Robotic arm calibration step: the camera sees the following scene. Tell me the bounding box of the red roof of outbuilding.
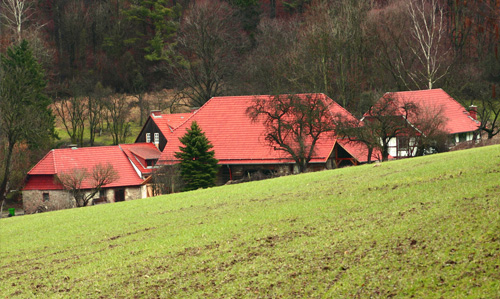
[337,139,390,162]
[23,175,63,190]
[24,146,144,190]
[159,94,358,165]
[120,143,161,175]
[366,89,479,134]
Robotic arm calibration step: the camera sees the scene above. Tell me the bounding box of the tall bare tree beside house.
[348,93,449,161]
[247,94,336,173]
[406,0,451,90]
[57,163,119,207]
[333,116,379,163]
[477,86,500,140]
[360,94,420,161]
[368,0,451,91]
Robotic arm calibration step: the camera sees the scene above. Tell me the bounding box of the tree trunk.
[270,0,276,18]
[367,147,373,163]
[0,142,15,202]
[297,159,308,173]
[382,140,390,162]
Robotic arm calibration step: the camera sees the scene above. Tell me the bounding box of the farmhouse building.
[22,144,160,213]
[363,89,480,158]
[138,94,378,184]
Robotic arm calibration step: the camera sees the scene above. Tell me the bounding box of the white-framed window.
[154,133,159,144]
[146,133,151,143]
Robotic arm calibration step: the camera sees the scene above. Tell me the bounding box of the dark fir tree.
[174,121,219,191]
[0,40,57,201]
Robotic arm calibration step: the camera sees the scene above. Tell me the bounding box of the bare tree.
[151,164,184,195]
[53,96,86,146]
[240,17,301,95]
[347,93,449,161]
[247,94,336,173]
[88,83,110,146]
[368,0,451,91]
[1,0,34,43]
[367,1,414,91]
[406,0,450,89]
[57,163,119,207]
[104,94,131,145]
[174,0,248,107]
[477,88,500,140]
[300,0,370,107]
[407,102,449,155]
[360,94,420,161]
[333,116,379,163]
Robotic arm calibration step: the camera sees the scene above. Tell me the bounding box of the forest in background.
[1,0,500,197]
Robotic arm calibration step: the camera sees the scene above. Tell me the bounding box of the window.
[398,137,409,151]
[146,159,157,167]
[154,133,159,144]
[42,193,49,202]
[99,189,106,198]
[146,133,151,143]
[458,133,467,142]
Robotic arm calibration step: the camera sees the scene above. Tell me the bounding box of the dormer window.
[146,133,151,143]
[146,159,158,167]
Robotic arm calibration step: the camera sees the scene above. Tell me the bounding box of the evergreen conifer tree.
[174,121,219,191]
[0,40,57,201]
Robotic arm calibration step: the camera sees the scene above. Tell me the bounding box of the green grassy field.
[1,145,500,298]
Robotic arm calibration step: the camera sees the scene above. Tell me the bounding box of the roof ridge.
[169,97,220,132]
[440,90,479,123]
[52,149,57,174]
[27,149,55,175]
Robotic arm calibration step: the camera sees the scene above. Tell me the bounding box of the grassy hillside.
[1,145,500,298]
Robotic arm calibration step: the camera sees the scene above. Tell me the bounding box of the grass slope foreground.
[1,145,500,298]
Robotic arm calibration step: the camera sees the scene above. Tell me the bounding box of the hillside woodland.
[1,0,500,198]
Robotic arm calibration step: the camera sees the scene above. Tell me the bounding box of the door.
[114,189,125,202]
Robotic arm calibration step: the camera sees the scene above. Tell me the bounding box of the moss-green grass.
[1,145,500,298]
[54,122,142,147]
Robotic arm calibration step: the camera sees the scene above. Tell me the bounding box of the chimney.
[150,110,162,118]
[468,105,477,120]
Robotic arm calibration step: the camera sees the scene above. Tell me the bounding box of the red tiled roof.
[121,143,161,160]
[337,139,390,162]
[366,89,479,135]
[23,175,63,190]
[24,146,144,190]
[120,143,161,175]
[151,112,193,135]
[159,94,357,165]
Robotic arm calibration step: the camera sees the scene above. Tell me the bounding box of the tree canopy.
[247,94,336,173]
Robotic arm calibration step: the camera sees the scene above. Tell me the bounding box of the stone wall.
[125,186,144,201]
[23,186,146,213]
[23,190,74,214]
